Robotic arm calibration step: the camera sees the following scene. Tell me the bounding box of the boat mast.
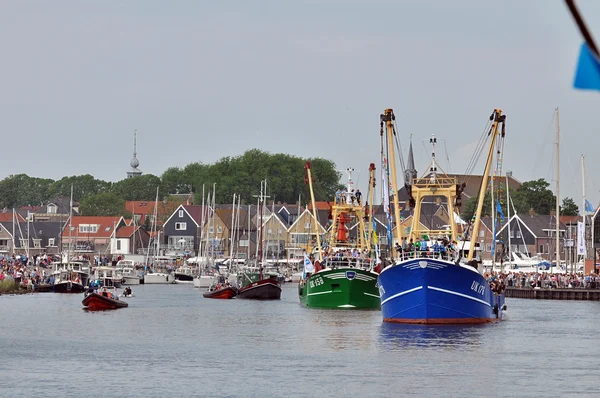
[68,185,73,264]
[581,154,586,270]
[11,208,15,255]
[468,109,505,262]
[555,107,560,272]
[229,193,236,262]
[247,204,251,261]
[381,109,403,249]
[305,162,322,261]
[367,163,376,257]
[505,174,512,271]
[258,182,265,278]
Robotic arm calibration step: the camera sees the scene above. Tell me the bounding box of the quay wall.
[506,287,600,300]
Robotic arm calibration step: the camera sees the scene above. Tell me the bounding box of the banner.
[577,221,586,256]
[303,254,315,279]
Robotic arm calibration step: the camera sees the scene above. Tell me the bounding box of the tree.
[0,174,54,208]
[80,192,126,216]
[161,167,191,195]
[111,174,163,201]
[48,175,111,202]
[517,178,555,215]
[561,197,579,216]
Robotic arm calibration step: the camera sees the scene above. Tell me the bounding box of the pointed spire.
[127,129,142,178]
[404,134,417,185]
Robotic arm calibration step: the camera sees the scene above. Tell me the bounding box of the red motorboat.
[82,290,128,311]
[202,285,237,299]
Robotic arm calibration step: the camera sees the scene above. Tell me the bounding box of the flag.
[303,254,314,279]
[574,43,600,91]
[585,199,595,213]
[496,200,505,221]
[577,221,586,256]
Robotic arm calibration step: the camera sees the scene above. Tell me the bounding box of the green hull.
[298,268,381,309]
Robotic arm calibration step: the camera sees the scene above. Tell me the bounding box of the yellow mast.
[381,109,403,247]
[305,162,322,261]
[367,163,376,251]
[467,109,505,261]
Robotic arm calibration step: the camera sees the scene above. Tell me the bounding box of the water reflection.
[378,322,488,351]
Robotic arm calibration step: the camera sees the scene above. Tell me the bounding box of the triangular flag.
[574,43,600,91]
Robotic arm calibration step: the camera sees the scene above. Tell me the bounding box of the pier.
[506,287,600,301]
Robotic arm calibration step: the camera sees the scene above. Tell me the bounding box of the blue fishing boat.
[377,108,506,324]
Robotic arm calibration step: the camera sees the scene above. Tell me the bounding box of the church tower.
[404,135,417,186]
[127,129,143,178]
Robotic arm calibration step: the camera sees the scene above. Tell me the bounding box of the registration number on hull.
[309,276,324,289]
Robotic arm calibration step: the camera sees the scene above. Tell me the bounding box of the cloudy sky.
[2,0,600,209]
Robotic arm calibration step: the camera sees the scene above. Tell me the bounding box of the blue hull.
[377,258,505,324]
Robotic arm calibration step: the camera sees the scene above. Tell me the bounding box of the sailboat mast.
[581,154,586,268]
[505,174,512,271]
[199,184,205,259]
[555,107,560,272]
[247,204,251,261]
[468,109,504,262]
[382,109,403,248]
[68,185,73,263]
[230,194,236,261]
[305,162,322,261]
[12,209,15,254]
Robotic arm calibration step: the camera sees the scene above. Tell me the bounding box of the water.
[1,285,599,398]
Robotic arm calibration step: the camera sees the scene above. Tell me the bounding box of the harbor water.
[1,285,599,398]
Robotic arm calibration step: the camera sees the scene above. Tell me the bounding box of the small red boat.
[202,285,237,299]
[82,291,129,311]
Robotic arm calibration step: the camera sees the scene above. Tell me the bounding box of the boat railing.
[394,250,461,264]
[322,258,371,270]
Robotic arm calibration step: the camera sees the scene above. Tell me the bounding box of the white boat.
[144,273,176,284]
[174,266,195,283]
[193,275,213,288]
[117,260,143,285]
[93,266,124,288]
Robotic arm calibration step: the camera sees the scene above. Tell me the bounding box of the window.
[304,222,311,229]
[217,226,223,233]
[209,226,214,234]
[33,239,41,248]
[19,238,29,248]
[179,210,184,218]
[268,229,272,234]
[509,230,514,239]
[47,204,57,214]
[48,238,55,247]
[175,222,187,230]
[516,231,521,239]
[117,240,121,250]
[278,229,282,235]
[70,226,75,231]
[105,226,111,232]
[79,224,99,233]
[539,245,544,253]
[479,230,485,238]
[485,243,492,252]
[239,239,249,247]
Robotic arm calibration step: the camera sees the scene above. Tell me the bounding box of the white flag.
[577,221,586,256]
[303,254,315,273]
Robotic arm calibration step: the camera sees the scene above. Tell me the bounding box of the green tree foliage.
[48,175,111,202]
[0,174,54,208]
[180,150,342,204]
[161,167,191,195]
[517,178,555,215]
[111,174,163,201]
[560,197,579,216]
[80,192,126,216]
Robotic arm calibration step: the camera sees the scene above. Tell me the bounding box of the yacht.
[51,261,89,293]
[92,266,124,288]
[116,260,143,285]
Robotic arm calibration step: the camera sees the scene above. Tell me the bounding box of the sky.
[2,0,600,210]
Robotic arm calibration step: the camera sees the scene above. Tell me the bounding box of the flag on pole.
[585,199,595,213]
[496,200,505,221]
[574,43,600,91]
[577,221,586,256]
[302,253,314,279]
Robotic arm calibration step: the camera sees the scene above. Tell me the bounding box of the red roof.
[125,200,188,225]
[307,201,334,210]
[61,216,124,238]
[116,225,139,238]
[0,213,25,222]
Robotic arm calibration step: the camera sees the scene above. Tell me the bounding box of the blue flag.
[574,43,600,91]
[585,199,595,213]
[496,200,505,221]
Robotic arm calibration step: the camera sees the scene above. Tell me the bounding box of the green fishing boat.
[299,162,381,310]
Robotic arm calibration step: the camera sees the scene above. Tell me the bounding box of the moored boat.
[82,288,128,311]
[144,272,176,284]
[377,108,506,324]
[236,272,281,300]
